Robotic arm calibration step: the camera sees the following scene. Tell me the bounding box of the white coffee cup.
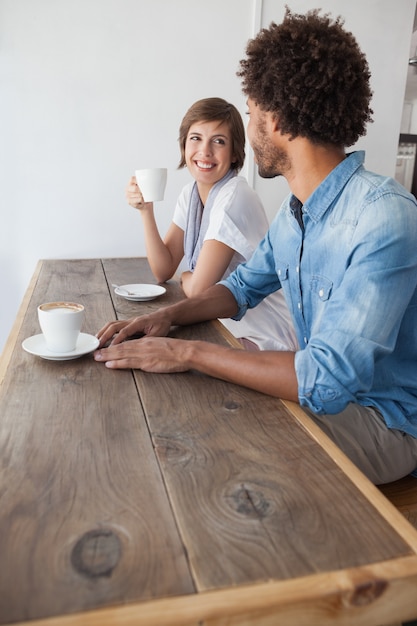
[135,168,167,202]
[38,302,85,353]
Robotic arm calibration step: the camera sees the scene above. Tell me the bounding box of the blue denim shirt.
[220,151,417,437]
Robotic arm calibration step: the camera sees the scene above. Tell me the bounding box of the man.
[95,8,417,485]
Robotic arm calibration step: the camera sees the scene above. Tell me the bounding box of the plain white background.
[1,0,415,353]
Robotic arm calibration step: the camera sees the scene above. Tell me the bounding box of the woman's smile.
[195,160,216,170]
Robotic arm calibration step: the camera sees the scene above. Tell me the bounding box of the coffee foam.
[39,302,84,313]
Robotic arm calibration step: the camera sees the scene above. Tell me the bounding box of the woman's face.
[185,120,236,193]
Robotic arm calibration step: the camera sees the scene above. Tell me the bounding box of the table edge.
[6,556,417,626]
[214,319,417,549]
[0,260,42,389]
[283,399,417,549]
[3,259,417,625]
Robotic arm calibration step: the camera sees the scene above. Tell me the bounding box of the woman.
[126,97,296,351]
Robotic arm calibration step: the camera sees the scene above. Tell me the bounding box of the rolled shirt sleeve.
[220,151,417,436]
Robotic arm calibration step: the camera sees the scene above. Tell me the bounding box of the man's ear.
[262,111,281,140]
[268,113,281,135]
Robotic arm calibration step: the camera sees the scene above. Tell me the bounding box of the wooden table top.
[1,257,417,626]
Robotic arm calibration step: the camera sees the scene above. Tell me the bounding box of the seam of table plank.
[152,312,417,555]
[3,258,417,626]
[0,258,196,622]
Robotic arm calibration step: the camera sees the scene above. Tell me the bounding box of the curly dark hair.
[237,7,373,146]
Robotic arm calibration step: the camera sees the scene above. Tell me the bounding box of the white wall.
[1,0,415,354]
[0,0,253,351]
[402,17,417,134]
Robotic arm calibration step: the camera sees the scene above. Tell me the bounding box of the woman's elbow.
[153,270,173,284]
[183,283,207,298]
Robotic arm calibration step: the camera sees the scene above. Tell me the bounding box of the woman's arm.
[181,239,235,296]
[126,176,185,282]
[142,217,184,283]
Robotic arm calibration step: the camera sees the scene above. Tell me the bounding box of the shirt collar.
[294,151,365,223]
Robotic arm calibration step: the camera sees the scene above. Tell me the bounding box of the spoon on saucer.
[112,284,137,295]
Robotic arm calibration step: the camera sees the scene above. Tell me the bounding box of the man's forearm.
[167,283,239,326]
[183,340,299,402]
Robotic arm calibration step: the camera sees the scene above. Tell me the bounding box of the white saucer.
[22,333,100,361]
[114,283,166,301]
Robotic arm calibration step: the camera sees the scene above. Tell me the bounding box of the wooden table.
[1,257,417,626]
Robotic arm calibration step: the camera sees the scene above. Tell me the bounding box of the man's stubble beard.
[253,117,290,179]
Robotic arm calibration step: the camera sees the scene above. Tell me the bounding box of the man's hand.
[95,335,299,403]
[96,310,172,348]
[94,336,191,372]
[97,283,239,348]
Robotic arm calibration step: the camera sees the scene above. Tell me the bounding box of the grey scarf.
[184,169,236,271]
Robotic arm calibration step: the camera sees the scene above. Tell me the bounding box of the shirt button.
[304,337,308,344]
[296,266,299,273]
[298,302,301,309]
[319,289,324,297]
[278,269,281,276]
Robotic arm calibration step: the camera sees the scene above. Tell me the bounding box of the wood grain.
[0,259,193,624]
[379,475,417,528]
[283,400,417,547]
[2,258,417,626]
[134,358,412,591]
[101,257,183,322]
[7,557,417,626]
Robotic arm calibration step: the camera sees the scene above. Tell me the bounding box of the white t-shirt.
[173,176,298,351]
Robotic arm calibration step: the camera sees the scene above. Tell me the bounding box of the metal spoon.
[111,284,136,295]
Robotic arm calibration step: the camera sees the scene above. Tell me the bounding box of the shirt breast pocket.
[310,275,333,302]
[276,262,289,287]
[276,262,293,308]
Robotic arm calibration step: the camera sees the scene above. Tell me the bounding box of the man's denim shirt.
[220,151,417,437]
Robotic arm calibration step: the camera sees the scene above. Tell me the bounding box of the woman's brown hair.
[178,97,245,171]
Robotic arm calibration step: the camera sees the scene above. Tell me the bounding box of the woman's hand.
[125,176,153,210]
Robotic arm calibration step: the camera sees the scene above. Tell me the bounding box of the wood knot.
[348,579,387,606]
[224,400,241,411]
[71,528,122,579]
[226,485,271,519]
